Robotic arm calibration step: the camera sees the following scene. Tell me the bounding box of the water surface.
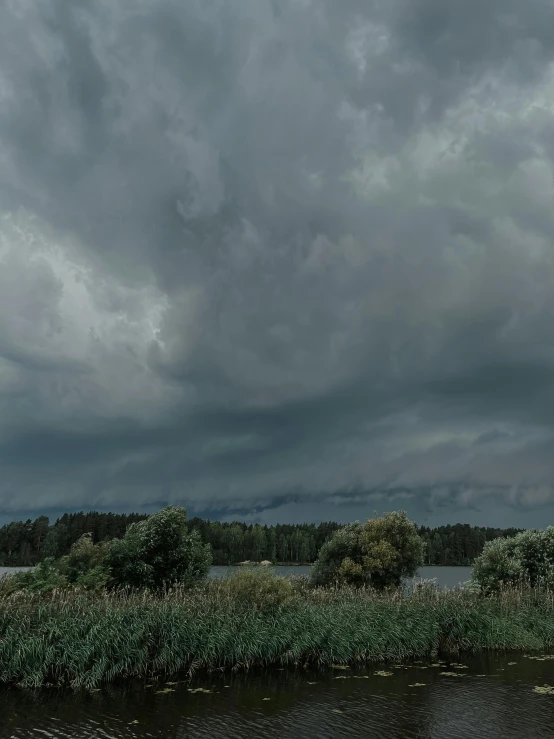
[0,565,472,589]
[0,567,33,577]
[2,651,554,738]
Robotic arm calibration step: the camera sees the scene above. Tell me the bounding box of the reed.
[1,571,554,689]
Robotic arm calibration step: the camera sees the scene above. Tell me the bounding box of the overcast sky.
[2,0,554,529]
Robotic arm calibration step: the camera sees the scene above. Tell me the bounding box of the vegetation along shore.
[0,509,523,567]
[1,506,554,689]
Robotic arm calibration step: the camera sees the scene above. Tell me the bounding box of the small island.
[0,506,553,691]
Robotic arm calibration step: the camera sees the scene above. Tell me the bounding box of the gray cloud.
[1,0,554,527]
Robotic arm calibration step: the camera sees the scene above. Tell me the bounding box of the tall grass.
[1,570,554,689]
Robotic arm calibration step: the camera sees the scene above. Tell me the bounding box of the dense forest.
[0,510,526,568]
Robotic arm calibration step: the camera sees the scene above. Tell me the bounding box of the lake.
[2,651,554,738]
[0,565,473,589]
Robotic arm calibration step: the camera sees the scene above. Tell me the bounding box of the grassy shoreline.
[1,574,554,689]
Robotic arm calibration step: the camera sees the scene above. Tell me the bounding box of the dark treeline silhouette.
[0,511,525,567]
[188,517,342,565]
[418,524,524,566]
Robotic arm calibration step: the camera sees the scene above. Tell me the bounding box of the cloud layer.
[2,0,554,526]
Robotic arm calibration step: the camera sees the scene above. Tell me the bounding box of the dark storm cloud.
[1,0,554,526]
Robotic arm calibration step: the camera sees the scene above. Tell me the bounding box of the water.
[0,565,472,589]
[0,565,547,738]
[209,565,472,589]
[0,567,33,576]
[413,566,473,590]
[2,651,554,738]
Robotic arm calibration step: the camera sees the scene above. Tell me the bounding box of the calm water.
[209,565,473,589]
[0,565,473,589]
[2,651,554,738]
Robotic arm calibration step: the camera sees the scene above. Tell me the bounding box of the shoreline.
[0,561,473,577]
[1,646,546,691]
[229,561,314,567]
[0,583,550,689]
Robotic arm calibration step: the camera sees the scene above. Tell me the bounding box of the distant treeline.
[0,511,525,567]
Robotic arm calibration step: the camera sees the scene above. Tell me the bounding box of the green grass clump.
[1,571,554,689]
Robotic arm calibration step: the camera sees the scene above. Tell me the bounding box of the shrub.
[207,567,297,611]
[310,522,362,588]
[58,533,110,590]
[0,535,111,595]
[412,577,439,595]
[0,558,68,595]
[472,527,554,592]
[311,511,424,589]
[107,505,212,591]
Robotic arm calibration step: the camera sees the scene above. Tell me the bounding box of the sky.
[1,0,554,530]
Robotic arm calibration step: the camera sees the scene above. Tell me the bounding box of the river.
[0,565,473,589]
[2,651,554,738]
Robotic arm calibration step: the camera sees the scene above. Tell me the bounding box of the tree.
[0,507,527,568]
[277,533,290,562]
[42,526,64,559]
[4,521,26,561]
[58,533,110,590]
[472,527,554,592]
[311,511,424,590]
[310,522,363,586]
[223,524,245,563]
[251,524,267,562]
[31,516,50,558]
[266,528,277,562]
[107,505,212,591]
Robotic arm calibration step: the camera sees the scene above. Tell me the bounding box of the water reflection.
[3,652,554,738]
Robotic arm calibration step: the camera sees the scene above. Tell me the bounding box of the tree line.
[0,509,525,568]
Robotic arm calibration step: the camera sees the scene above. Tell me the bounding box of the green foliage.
[360,511,425,589]
[0,533,112,595]
[311,511,424,589]
[0,508,211,595]
[0,507,526,568]
[0,558,68,596]
[310,523,362,587]
[107,506,212,591]
[472,527,554,592]
[58,533,110,590]
[412,577,440,596]
[206,567,297,611]
[41,527,64,559]
[417,522,523,566]
[1,576,554,688]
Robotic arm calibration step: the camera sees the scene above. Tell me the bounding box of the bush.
[0,535,111,596]
[207,567,297,611]
[311,511,424,589]
[472,527,554,592]
[412,577,439,595]
[107,505,212,591]
[0,507,212,596]
[0,558,68,596]
[58,533,110,590]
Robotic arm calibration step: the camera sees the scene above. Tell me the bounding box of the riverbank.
[232,561,313,566]
[1,573,553,689]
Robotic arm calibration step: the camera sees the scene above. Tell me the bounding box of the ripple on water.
[3,653,554,739]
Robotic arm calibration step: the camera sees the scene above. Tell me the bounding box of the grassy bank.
[1,573,554,689]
